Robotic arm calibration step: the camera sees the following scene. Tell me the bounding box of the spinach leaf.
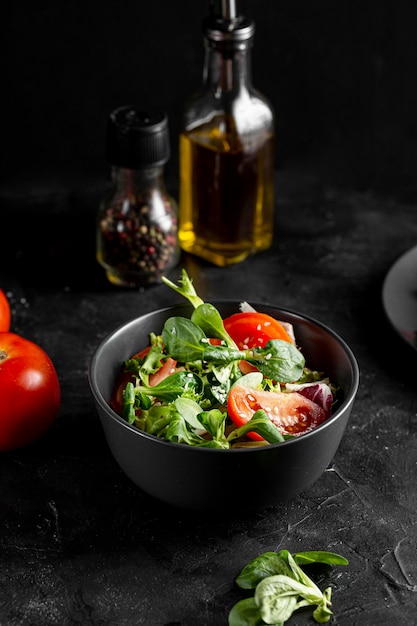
[230,549,348,625]
[191,303,238,348]
[232,371,264,389]
[236,552,294,590]
[201,343,243,364]
[135,389,153,411]
[207,366,233,404]
[172,399,229,448]
[255,575,319,623]
[197,409,228,445]
[147,413,173,437]
[165,410,229,449]
[246,340,304,382]
[121,372,204,424]
[174,397,207,431]
[228,598,266,626]
[165,413,205,446]
[294,551,349,567]
[313,588,334,623]
[163,317,304,383]
[162,316,208,362]
[161,268,204,309]
[122,382,136,425]
[138,370,204,403]
[227,410,285,445]
[161,269,304,382]
[136,405,173,435]
[283,551,323,597]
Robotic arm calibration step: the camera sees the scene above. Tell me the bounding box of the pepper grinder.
[97,106,180,287]
[178,0,275,267]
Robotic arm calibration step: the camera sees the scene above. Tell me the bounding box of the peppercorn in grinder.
[97,106,179,287]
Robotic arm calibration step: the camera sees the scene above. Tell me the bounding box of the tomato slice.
[208,338,222,346]
[223,312,292,350]
[129,346,178,386]
[110,371,136,415]
[228,384,327,441]
[132,346,152,359]
[148,357,177,386]
[110,346,177,415]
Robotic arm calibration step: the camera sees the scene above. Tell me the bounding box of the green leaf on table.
[230,548,347,625]
[255,575,320,623]
[294,551,349,566]
[236,552,294,589]
[228,597,266,626]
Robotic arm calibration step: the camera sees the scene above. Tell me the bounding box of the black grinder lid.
[105,106,170,168]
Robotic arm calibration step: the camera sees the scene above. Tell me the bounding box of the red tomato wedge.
[110,371,136,415]
[148,357,177,386]
[131,346,177,386]
[228,384,327,441]
[223,312,292,350]
[110,346,177,415]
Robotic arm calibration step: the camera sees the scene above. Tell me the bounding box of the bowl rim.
[88,301,360,453]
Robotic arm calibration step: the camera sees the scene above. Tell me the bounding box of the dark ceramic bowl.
[88,302,359,511]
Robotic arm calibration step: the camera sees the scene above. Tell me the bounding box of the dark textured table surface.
[1,168,417,625]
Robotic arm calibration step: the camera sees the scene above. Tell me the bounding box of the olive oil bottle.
[179,0,275,267]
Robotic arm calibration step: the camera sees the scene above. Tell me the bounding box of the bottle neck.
[111,165,166,194]
[203,39,252,94]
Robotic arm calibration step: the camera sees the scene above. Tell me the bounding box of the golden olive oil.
[179,119,275,267]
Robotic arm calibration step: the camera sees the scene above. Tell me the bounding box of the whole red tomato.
[0,290,11,332]
[0,332,61,451]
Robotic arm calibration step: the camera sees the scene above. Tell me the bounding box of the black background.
[3,0,417,199]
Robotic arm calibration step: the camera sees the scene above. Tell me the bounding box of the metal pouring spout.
[209,0,238,20]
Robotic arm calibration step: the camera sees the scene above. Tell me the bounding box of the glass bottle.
[97,106,179,287]
[178,0,275,267]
